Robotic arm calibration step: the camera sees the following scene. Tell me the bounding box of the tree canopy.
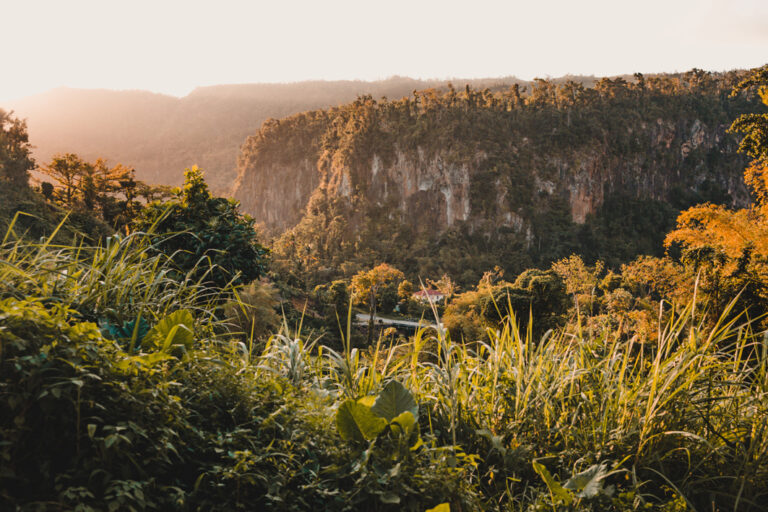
[0,109,34,188]
[665,65,768,320]
[133,166,268,289]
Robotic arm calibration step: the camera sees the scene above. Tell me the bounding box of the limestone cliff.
[233,73,758,281]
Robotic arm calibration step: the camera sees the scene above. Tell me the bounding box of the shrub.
[134,166,268,289]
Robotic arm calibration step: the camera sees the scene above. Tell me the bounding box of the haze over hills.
[3,76,551,193]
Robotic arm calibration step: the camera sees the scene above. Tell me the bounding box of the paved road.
[356,313,443,332]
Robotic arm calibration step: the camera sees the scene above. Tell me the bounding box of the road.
[355,313,443,332]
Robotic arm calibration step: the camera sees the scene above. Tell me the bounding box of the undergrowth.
[1,220,767,510]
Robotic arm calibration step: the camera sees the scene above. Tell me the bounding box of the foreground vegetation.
[1,225,767,510]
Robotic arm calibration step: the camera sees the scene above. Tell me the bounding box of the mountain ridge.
[233,69,760,284]
[3,74,635,192]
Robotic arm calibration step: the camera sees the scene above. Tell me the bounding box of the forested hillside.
[4,76,534,192]
[235,70,759,286]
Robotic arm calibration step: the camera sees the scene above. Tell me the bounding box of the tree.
[397,279,414,300]
[426,274,459,301]
[444,267,567,342]
[38,154,167,230]
[313,280,351,333]
[482,269,568,338]
[551,255,605,316]
[729,65,768,166]
[91,160,132,220]
[0,109,34,188]
[134,166,268,289]
[349,263,405,344]
[39,153,90,209]
[665,65,768,321]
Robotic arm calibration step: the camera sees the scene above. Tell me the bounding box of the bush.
[134,166,268,289]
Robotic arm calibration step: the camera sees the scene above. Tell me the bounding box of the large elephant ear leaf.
[142,309,195,352]
[371,380,418,422]
[563,463,610,498]
[336,400,387,442]
[390,411,416,437]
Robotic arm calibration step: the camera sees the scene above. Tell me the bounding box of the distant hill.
[3,76,548,193]
[233,69,762,284]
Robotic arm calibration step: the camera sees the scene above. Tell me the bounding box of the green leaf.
[532,460,573,506]
[371,380,418,422]
[426,504,450,512]
[563,463,609,499]
[142,310,195,352]
[336,400,387,442]
[116,352,175,371]
[410,436,425,451]
[390,411,416,436]
[358,395,376,407]
[476,428,506,456]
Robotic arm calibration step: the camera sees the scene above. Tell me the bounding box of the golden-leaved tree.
[665,65,768,318]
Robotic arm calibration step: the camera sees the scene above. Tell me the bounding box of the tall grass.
[0,215,233,333]
[3,217,767,509]
[255,292,768,510]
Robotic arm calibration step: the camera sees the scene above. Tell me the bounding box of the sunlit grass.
[2,217,767,510]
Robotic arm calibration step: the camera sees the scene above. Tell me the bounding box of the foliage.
[224,279,281,352]
[552,254,604,314]
[444,267,568,341]
[349,263,406,310]
[3,210,768,510]
[6,66,768,512]
[256,69,757,290]
[0,109,34,188]
[336,380,418,442]
[665,64,768,325]
[484,269,569,337]
[134,166,269,289]
[729,64,768,164]
[312,279,351,334]
[38,153,171,231]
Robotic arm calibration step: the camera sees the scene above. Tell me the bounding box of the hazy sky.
[2,0,767,102]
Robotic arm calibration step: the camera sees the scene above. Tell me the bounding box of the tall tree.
[39,153,91,209]
[133,166,268,289]
[665,65,768,319]
[349,263,405,345]
[0,109,34,188]
[730,65,768,204]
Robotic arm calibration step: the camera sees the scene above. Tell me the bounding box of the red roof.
[413,289,443,297]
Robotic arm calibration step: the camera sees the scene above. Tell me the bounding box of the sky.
[2,0,767,102]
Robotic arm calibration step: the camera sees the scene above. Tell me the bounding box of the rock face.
[232,74,763,281]
[235,112,748,235]
[234,157,319,230]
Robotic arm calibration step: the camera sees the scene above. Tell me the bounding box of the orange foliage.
[664,203,768,277]
[744,162,768,210]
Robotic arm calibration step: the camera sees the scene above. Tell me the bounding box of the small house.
[412,289,445,303]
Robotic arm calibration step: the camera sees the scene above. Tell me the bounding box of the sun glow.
[2,0,767,103]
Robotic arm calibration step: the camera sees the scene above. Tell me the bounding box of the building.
[412,289,445,303]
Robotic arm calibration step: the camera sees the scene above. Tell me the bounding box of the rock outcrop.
[233,74,759,278]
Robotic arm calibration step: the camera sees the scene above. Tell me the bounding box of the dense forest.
[2,64,768,511]
[235,70,758,289]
